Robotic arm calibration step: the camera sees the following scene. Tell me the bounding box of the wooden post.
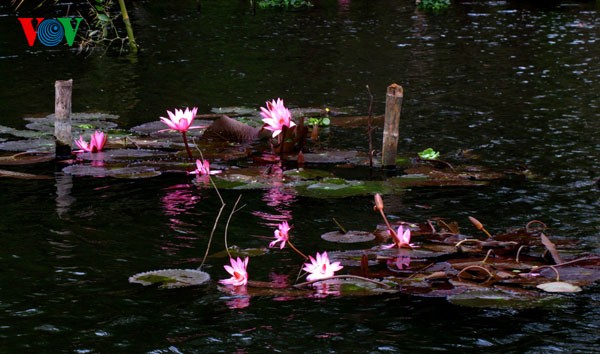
[54,79,73,160]
[381,83,403,169]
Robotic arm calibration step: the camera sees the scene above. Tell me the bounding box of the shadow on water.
[0,0,598,352]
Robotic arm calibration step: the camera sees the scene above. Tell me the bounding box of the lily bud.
[374,193,384,212]
[468,216,483,230]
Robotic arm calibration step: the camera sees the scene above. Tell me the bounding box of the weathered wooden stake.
[381,83,403,169]
[54,79,73,160]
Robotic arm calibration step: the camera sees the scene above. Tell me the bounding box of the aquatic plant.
[160,107,198,160]
[269,221,291,249]
[257,0,314,9]
[260,98,295,138]
[192,159,221,176]
[302,252,344,281]
[416,0,450,12]
[219,257,249,287]
[382,224,416,249]
[418,147,440,160]
[74,130,107,152]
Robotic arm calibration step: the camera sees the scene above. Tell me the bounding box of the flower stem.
[287,240,308,260]
[181,131,193,161]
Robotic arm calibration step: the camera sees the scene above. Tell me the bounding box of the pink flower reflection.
[221,285,250,310]
[251,164,297,226]
[160,184,201,246]
[387,256,411,271]
[160,184,201,217]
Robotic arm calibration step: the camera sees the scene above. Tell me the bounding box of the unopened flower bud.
[374,193,384,212]
[468,216,483,230]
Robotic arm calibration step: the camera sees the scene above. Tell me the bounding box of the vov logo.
[18,18,83,47]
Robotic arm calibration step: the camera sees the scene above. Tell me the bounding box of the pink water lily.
[160,107,198,133]
[220,257,249,287]
[192,159,221,176]
[269,221,291,249]
[302,251,343,281]
[382,224,416,249]
[260,98,296,138]
[75,130,107,152]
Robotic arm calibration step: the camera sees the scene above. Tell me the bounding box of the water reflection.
[251,164,296,227]
[159,183,202,255]
[54,172,75,218]
[220,285,251,310]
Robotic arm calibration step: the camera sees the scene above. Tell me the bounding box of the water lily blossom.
[220,257,249,287]
[160,107,198,133]
[74,130,107,152]
[302,251,343,281]
[383,224,416,249]
[192,159,221,176]
[260,98,296,138]
[269,221,291,249]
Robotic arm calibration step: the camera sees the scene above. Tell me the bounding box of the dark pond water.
[1,0,599,352]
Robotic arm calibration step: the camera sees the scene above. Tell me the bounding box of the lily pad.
[299,276,398,297]
[0,152,54,165]
[447,288,549,309]
[24,112,119,133]
[76,149,171,161]
[0,138,56,152]
[537,281,582,293]
[294,178,394,198]
[62,164,161,179]
[321,230,376,243]
[0,169,53,180]
[129,269,210,289]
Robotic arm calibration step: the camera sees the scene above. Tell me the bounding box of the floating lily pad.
[76,149,171,161]
[0,138,56,152]
[299,276,398,297]
[211,106,259,116]
[447,288,550,309]
[321,230,376,243]
[291,151,368,164]
[0,125,47,139]
[209,245,270,258]
[62,164,161,179]
[129,269,210,289]
[294,178,394,198]
[537,281,582,293]
[283,168,332,180]
[24,112,119,133]
[0,152,54,165]
[130,120,209,138]
[0,169,53,180]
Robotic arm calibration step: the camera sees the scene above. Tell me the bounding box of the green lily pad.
[447,288,550,309]
[77,149,171,161]
[294,178,393,198]
[129,269,210,289]
[209,245,270,258]
[303,276,398,297]
[62,164,161,179]
[321,230,376,243]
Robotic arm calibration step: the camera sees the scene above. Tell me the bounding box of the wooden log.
[54,79,73,160]
[381,83,403,169]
